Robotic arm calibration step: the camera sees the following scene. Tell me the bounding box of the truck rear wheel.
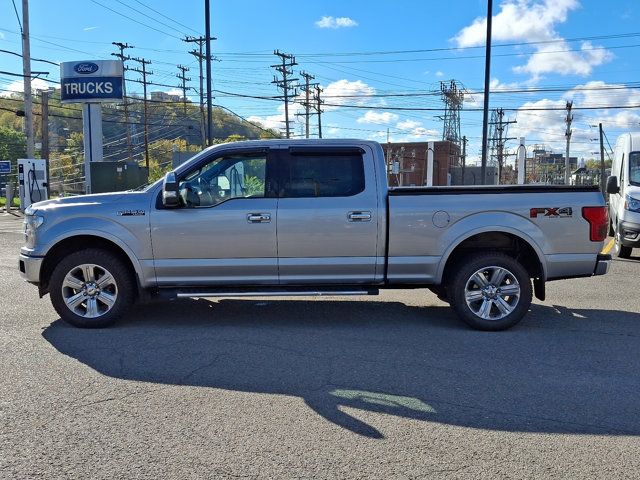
[448,253,532,331]
[49,248,135,328]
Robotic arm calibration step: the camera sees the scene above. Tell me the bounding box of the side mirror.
[162,171,181,207]
[606,175,620,195]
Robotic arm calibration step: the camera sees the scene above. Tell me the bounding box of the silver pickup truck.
[19,139,611,330]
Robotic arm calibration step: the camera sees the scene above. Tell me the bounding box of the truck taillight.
[581,206,608,242]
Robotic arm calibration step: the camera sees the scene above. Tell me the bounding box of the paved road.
[1,212,640,479]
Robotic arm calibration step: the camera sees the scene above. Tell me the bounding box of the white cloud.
[509,81,640,160]
[162,88,183,97]
[322,79,376,110]
[247,113,285,132]
[396,119,422,130]
[513,41,612,78]
[83,26,99,31]
[248,79,376,134]
[0,78,51,97]
[435,71,444,77]
[454,0,578,46]
[247,103,305,133]
[357,110,399,124]
[315,16,358,29]
[452,0,610,79]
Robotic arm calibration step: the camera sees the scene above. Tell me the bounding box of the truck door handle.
[348,211,372,222]
[247,213,271,223]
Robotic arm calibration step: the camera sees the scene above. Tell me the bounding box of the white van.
[607,132,640,258]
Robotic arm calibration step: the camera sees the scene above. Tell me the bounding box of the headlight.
[23,214,44,248]
[624,195,640,213]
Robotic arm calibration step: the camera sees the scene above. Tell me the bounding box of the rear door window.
[279,154,365,198]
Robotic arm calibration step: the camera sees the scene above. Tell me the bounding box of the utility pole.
[599,123,606,194]
[185,35,216,148]
[489,108,516,184]
[314,85,323,138]
[271,50,298,139]
[480,0,494,184]
[176,65,191,115]
[299,71,315,139]
[112,42,134,160]
[461,135,467,184]
[21,0,34,158]
[40,89,50,185]
[564,100,573,185]
[127,57,152,169]
[204,0,213,146]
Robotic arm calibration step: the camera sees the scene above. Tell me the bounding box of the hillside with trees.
[0,91,279,191]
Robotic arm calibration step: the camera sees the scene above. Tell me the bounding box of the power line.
[131,0,201,35]
[0,48,59,66]
[89,0,183,40]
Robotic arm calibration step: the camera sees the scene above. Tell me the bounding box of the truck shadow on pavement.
[42,298,640,439]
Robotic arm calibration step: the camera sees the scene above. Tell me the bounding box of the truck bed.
[389,185,601,196]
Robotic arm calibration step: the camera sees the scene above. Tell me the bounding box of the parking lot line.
[601,238,615,254]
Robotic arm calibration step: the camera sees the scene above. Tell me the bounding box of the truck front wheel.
[448,253,532,331]
[49,248,135,328]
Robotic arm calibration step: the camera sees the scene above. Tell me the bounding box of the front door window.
[179,154,268,207]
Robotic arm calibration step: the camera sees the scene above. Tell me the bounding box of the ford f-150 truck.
[19,139,611,331]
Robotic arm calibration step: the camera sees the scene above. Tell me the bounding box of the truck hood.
[28,191,134,213]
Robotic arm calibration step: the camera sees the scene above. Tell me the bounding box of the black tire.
[448,252,533,331]
[49,248,136,328]
[427,286,449,304]
[614,222,633,259]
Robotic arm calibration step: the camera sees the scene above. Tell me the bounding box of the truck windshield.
[630,152,640,186]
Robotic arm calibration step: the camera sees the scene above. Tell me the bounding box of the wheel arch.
[39,233,142,296]
[438,228,547,287]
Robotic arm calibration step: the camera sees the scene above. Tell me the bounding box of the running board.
[176,290,377,298]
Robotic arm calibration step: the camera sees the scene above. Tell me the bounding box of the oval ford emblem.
[74,62,99,74]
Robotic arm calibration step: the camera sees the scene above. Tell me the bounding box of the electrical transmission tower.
[271,50,298,138]
[126,57,152,169]
[112,42,134,160]
[440,80,464,145]
[488,108,517,184]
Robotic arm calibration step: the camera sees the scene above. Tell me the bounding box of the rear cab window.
[278,150,366,198]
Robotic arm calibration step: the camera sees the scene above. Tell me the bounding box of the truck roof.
[205,138,381,150]
[622,132,640,151]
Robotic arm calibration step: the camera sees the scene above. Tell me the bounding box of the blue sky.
[1,0,639,164]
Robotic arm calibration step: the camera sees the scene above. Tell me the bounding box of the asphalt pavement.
[1,211,640,479]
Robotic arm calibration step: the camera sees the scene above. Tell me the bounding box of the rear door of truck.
[274,146,379,284]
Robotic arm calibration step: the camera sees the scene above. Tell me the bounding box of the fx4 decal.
[530,207,573,218]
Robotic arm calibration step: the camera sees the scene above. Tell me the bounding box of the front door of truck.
[274,147,379,284]
[150,148,279,286]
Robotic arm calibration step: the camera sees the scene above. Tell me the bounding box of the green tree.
[0,126,26,183]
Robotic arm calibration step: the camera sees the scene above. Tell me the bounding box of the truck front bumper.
[19,253,43,284]
[594,253,611,276]
[619,220,640,248]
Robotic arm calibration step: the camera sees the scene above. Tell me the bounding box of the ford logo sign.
[73,62,99,74]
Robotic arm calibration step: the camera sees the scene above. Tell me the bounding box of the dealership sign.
[60,60,123,103]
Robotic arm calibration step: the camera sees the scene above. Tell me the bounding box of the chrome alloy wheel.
[61,264,118,318]
[464,266,521,321]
